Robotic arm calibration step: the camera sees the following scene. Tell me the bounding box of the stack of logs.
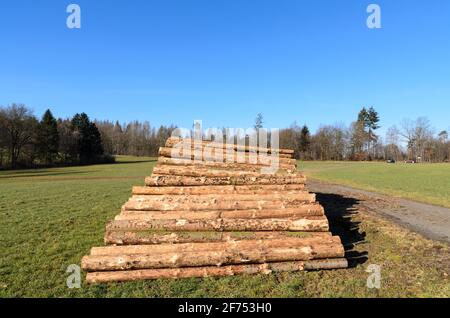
[82,137,347,283]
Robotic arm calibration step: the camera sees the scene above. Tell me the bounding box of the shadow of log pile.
[315,193,368,268]
[81,138,348,283]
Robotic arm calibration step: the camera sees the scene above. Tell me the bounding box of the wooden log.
[132,184,306,195]
[210,207,324,218]
[123,197,319,211]
[81,241,344,271]
[145,175,307,187]
[152,165,301,178]
[302,258,349,270]
[116,210,221,221]
[158,147,296,164]
[130,192,316,203]
[157,157,297,171]
[130,193,315,202]
[116,207,324,221]
[165,137,295,155]
[85,259,348,283]
[92,236,342,256]
[106,216,330,232]
[104,230,333,245]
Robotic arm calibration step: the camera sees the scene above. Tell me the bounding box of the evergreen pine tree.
[71,113,104,163]
[355,106,380,158]
[37,109,59,164]
[299,125,311,158]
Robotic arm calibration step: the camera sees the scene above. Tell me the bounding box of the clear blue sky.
[1,0,449,137]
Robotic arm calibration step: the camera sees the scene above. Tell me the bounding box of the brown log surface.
[123,198,319,211]
[153,164,300,178]
[165,137,295,155]
[104,230,333,245]
[157,157,297,171]
[82,240,344,271]
[132,184,306,195]
[91,236,342,256]
[129,192,316,202]
[145,175,307,186]
[116,207,324,221]
[85,258,348,283]
[158,147,295,164]
[106,216,330,232]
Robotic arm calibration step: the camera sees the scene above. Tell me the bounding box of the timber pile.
[82,137,347,283]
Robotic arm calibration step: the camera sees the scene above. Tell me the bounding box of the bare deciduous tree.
[385,126,402,161]
[95,120,177,157]
[401,117,434,162]
[0,104,38,168]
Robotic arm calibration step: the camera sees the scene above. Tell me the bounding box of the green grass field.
[0,157,449,297]
[299,161,450,208]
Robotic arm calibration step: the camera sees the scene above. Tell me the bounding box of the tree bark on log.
[116,207,324,221]
[130,192,315,203]
[106,216,330,232]
[91,236,342,256]
[85,259,348,283]
[152,165,302,178]
[157,157,297,171]
[81,241,344,271]
[104,230,333,245]
[165,137,295,155]
[145,175,307,187]
[132,184,306,195]
[123,197,320,211]
[158,147,296,164]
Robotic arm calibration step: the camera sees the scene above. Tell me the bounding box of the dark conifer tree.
[299,125,311,159]
[71,113,104,163]
[37,109,59,164]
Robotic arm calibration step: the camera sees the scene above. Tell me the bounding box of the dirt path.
[308,179,450,244]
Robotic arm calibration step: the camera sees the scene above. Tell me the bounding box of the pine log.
[116,211,221,221]
[104,230,333,245]
[132,184,306,195]
[116,207,324,221]
[106,216,330,232]
[167,146,293,159]
[158,147,296,164]
[165,137,295,155]
[91,236,342,256]
[130,192,315,203]
[152,165,301,178]
[123,197,319,211]
[145,175,306,186]
[81,241,344,271]
[302,258,349,270]
[85,259,348,283]
[157,157,297,171]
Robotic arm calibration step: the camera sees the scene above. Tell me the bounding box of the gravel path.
[308,179,450,244]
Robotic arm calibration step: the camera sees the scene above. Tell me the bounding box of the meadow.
[300,161,450,208]
[0,157,448,297]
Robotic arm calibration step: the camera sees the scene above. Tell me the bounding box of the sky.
[1,0,449,138]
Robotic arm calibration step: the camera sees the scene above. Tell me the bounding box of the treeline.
[94,121,177,157]
[278,107,450,162]
[0,103,178,170]
[1,103,449,170]
[0,104,113,169]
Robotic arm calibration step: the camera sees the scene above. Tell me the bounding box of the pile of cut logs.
[82,137,347,283]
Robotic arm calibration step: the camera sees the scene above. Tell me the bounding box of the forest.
[0,103,448,170]
[0,103,175,169]
[278,107,449,163]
